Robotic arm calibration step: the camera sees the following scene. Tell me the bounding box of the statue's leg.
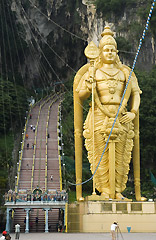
[115,126,134,199]
[95,130,110,196]
[85,129,110,197]
[84,109,110,198]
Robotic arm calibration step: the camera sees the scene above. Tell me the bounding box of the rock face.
[12,0,156,87]
[81,1,156,71]
[11,0,87,88]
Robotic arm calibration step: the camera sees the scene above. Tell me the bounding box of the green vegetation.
[136,1,156,37]
[61,76,74,158]
[116,36,132,53]
[0,78,28,133]
[136,68,156,172]
[0,77,30,204]
[0,134,14,204]
[68,191,76,203]
[93,0,136,18]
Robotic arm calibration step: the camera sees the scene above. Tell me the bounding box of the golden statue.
[74,26,146,201]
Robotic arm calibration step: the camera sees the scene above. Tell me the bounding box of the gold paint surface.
[74,26,145,201]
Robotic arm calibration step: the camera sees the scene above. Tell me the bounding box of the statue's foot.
[116,193,132,201]
[136,196,147,202]
[101,192,109,200]
[78,197,84,202]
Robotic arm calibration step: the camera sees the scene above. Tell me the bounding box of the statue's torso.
[95,68,125,106]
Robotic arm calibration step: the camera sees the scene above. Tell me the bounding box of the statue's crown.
[101,26,114,37]
[99,26,117,49]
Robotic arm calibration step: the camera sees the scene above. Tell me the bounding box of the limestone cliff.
[11,0,156,87]
[81,0,156,71]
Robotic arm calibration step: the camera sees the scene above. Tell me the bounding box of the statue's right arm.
[76,71,91,100]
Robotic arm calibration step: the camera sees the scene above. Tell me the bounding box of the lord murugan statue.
[74,26,146,201]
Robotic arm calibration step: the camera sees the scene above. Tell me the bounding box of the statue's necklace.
[100,69,120,94]
[100,68,120,77]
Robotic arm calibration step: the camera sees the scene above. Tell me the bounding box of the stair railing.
[57,100,63,192]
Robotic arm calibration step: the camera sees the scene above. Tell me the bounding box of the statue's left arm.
[125,73,146,201]
[120,74,140,124]
[130,74,141,114]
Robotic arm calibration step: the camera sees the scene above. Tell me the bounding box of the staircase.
[12,209,26,232]
[29,209,45,232]
[12,94,63,232]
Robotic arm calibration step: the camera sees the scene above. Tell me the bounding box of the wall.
[67,201,156,232]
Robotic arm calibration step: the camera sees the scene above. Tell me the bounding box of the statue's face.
[101,45,117,64]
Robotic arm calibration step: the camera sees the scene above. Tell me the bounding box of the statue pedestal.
[67,200,156,233]
[85,195,132,201]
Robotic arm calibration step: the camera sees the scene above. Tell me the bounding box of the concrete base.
[86,195,132,201]
[67,201,156,232]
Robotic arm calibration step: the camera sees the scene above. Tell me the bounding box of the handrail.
[15,109,31,193]
[57,103,63,191]
[56,93,64,191]
[65,202,68,232]
[5,190,68,203]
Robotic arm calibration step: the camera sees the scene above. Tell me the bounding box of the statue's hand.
[85,79,92,92]
[120,112,135,124]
